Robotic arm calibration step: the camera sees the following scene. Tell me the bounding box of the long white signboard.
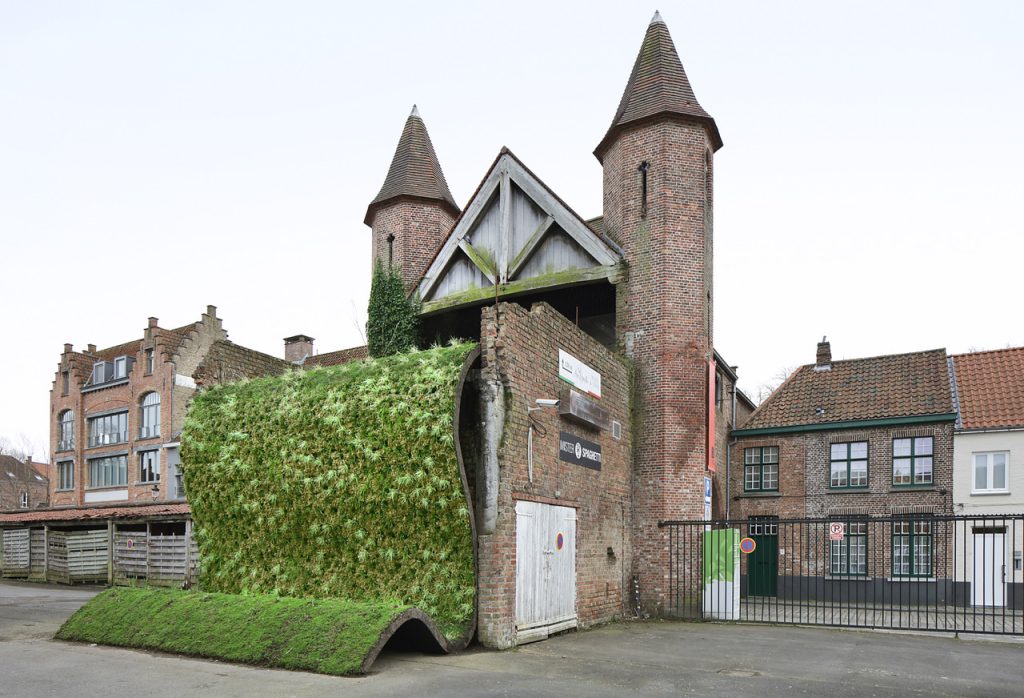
[558,349,601,399]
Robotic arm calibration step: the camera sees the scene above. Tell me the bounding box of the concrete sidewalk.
[2,580,1021,697]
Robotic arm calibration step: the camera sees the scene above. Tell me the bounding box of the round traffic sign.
[740,537,756,554]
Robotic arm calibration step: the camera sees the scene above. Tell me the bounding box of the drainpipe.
[726,376,738,521]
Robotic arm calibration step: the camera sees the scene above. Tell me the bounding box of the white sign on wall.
[558,350,601,399]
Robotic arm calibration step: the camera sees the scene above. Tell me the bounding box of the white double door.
[515,501,577,639]
[972,531,1005,607]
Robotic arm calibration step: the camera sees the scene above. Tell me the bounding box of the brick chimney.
[815,336,832,371]
[284,335,315,363]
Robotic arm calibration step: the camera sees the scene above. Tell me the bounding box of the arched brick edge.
[360,608,450,673]
[450,347,481,652]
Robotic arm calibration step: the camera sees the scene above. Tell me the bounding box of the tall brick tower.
[596,12,723,614]
[364,105,460,291]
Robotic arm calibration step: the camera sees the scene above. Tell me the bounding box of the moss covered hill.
[181,342,477,641]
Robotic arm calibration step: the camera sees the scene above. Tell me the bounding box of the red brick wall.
[730,423,955,522]
[602,118,715,614]
[370,200,455,293]
[476,302,632,648]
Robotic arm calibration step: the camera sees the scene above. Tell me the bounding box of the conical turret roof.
[595,13,722,159]
[364,105,460,226]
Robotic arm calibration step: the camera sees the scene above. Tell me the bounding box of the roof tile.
[952,347,1024,430]
[743,348,953,430]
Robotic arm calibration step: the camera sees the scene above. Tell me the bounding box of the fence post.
[106,520,114,585]
[184,518,193,586]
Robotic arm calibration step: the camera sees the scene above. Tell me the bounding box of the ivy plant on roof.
[367,260,421,358]
[181,341,476,641]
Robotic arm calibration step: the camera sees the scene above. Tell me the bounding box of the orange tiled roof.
[952,347,1024,430]
[742,348,953,431]
[0,502,189,524]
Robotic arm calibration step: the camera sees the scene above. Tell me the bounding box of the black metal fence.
[660,515,1024,635]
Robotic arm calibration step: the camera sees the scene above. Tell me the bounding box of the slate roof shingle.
[595,13,722,158]
[364,107,459,225]
[951,347,1024,430]
[741,348,954,431]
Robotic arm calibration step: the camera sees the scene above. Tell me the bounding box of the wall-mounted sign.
[558,431,602,471]
[559,389,611,431]
[558,350,601,399]
[703,476,712,521]
[829,522,845,541]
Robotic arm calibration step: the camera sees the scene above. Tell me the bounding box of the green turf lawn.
[56,587,413,675]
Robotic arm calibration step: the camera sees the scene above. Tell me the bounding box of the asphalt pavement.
[1,579,1021,697]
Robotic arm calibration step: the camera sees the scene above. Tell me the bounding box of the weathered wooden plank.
[508,215,555,279]
[458,239,497,284]
[1,529,30,577]
[499,166,512,283]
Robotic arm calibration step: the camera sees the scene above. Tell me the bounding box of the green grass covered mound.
[56,587,411,675]
[181,342,477,641]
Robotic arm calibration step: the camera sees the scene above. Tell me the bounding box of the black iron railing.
[659,515,1024,635]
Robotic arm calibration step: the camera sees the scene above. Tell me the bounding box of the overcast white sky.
[1,1,1022,460]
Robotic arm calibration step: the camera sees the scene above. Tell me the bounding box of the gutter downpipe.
[726,378,738,521]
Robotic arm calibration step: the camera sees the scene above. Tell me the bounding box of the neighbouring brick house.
[729,339,957,599]
[949,347,1024,608]
[0,456,48,511]
[1,307,289,585]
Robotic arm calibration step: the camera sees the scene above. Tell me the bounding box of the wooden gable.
[418,150,621,314]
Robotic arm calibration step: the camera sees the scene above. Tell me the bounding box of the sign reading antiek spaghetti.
[558,349,601,399]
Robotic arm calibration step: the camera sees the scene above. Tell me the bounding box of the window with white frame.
[88,454,128,488]
[19,492,28,508]
[973,452,1009,493]
[139,449,160,483]
[57,460,74,490]
[58,410,74,451]
[892,436,933,486]
[145,348,155,374]
[139,392,160,439]
[744,446,779,491]
[87,412,128,447]
[113,356,128,379]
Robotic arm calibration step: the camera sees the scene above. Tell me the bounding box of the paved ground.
[1,579,1022,697]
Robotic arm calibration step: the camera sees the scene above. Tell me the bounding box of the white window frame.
[139,449,160,484]
[139,392,161,439]
[972,451,1010,494]
[58,410,75,451]
[57,460,74,491]
[114,356,128,379]
[19,492,28,508]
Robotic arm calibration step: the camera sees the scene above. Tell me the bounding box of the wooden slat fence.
[29,528,45,580]
[1,528,30,578]
[113,531,148,582]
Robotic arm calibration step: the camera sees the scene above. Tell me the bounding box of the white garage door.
[515,500,577,643]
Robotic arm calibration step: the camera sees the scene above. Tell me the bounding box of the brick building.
[728,339,957,599]
[1,307,289,585]
[340,13,748,646]
[0,456,48,511]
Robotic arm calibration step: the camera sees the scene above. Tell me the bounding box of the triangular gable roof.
[418,149,621,310]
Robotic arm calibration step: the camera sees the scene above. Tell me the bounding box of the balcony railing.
[138,425,160,439]
[87,432,128,448]
[57,439,75,452]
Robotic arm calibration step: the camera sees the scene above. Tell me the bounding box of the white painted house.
[949,348,1024,609]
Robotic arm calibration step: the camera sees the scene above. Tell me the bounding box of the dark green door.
[748,533,778,597]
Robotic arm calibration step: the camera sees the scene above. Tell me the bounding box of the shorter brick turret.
[364,105,460,292]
